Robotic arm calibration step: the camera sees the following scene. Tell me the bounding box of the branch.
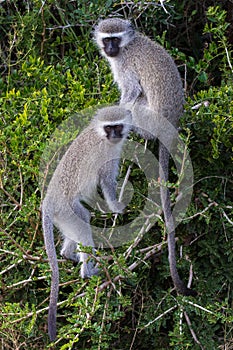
[0,226,45,262]
[0,184,21,209]
[221,208,233,226]
[142,305,177,328]
[8,239,168,325]
[183,201,217,221]
[184,311,205,349]
[124,213,156,259]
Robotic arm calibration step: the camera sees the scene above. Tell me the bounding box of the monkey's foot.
[109,200,125,214]
[60,250,80,263]
[80,260,99,279]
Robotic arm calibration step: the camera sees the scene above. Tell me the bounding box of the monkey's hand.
[109,200,125,214]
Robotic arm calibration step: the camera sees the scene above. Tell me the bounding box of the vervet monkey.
[42,106,132,341]
[94,18,196,296]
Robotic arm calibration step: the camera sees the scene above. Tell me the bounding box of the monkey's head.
[93,106,132,144]
[94,18,135,57]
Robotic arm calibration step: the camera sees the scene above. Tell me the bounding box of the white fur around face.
[96,31,133,48]
[97,31,126,40]
[95,32,122,49]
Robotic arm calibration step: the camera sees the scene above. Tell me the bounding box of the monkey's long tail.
[159,143,197,297]
[42,212,59,341]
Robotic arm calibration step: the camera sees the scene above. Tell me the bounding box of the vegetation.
[0,1,232,349]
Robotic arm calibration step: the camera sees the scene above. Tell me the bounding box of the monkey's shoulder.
[55,127,111,175]
[122,33,177,71]
[70,126,102,152]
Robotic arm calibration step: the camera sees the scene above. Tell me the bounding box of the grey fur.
[94,18,196,297]
[42,106,132,341]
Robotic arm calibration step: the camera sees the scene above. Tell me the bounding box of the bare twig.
[0,184,21,209]
[7,275,46,289]
[159,0,169,14]
[124,214,155,259]
[184,311,204,349]
[110,164,132,235]
[66,282,101,349]
[179,305,183,335]
[221,208,233,226]
[128,241,166,271]
[223,42,233,73]
[142,305,177,328]
[97,286,113,350]
[184,300,214,314]
[46,24,79,31]
[183,201,217,221]
[187,262,194,290]
[19,165,23,207]
[0,226,30,256]
[0,259,23,275]
[129,287,144,350]
[0,227,45,264]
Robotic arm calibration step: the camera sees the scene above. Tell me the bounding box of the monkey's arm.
[119,70,142,105]
[99,159,125,213]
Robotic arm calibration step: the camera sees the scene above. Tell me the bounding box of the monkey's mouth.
[108,137,122,144]
[104,49,119,57]
[108,52,118,57]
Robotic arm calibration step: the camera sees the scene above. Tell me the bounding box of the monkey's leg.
[130,102,159,140]
[58,203,98,278]
[159,142,196,296]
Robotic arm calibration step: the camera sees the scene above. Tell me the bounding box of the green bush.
[0,2,232,349]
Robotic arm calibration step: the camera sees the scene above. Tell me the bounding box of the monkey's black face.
[102,37,121,57]
[104,124,124,142]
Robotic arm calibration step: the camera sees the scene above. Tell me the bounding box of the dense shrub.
[0,1,232,349]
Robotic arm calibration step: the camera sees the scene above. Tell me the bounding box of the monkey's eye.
[103,38,111,44]
[104,126,112,132]
[112,37,121,44]
[114,124,123,132]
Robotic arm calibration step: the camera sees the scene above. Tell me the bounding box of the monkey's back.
[45,126,120,209]
[116,33,184,124]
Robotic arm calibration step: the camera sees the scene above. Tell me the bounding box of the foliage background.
[0,0,232,349]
